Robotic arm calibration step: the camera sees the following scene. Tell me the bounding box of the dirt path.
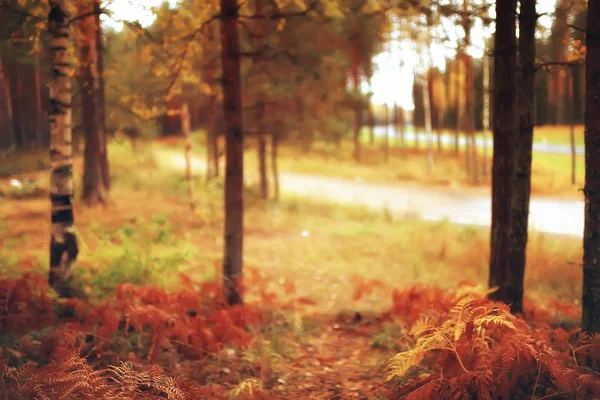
[154,148,585,237]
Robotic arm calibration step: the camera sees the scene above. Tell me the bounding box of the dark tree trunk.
[95,0,110,190]
[569,68,576,185]
[454,59,460,157]
[258,115,268,200]
[507,0,537,315]
[465,53,478,183]
[488,0,518,308]
[368,81,375,145]
[16,67,27,148]
[208,93,219,178]
[48,0,79,297]
[351,39,362,163]
[398,106,405,155]
[383,103,389,163]
[220,0,244,306]
[34,52,45,148]
[0,53,15,150]
[204,22,219,179]
[271,133,280,201]
[255,0,268,199]
[583,0,600,333]
[78,1,108,206]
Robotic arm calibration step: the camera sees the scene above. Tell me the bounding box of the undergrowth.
[383,284,600,400]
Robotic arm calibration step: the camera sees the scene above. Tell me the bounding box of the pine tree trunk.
[181,103,195,211]
[78,1,108,206]
[48,0,79,297]
[352,39,362,163]
[220,0,244,306]
[465,54,478,183]
[583,0,600,333]
[258,120,268,200]
[399,106,405,155]
[368,78,375,146]
[0,53,15,150]
[95,0,110,191]
[255,0,268,199]
[422,66,434,174]
[463,0,477,184]
[34,52,45,148]
[569,69,576,185]
[16,67,27,148]
[507,0,536,314]
[454,60,460,157]
[488,0,518,307]
[271,133,280,201]
[203,22,219,180]
[383,103,389,163]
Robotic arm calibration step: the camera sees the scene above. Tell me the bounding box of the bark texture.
[255,0,268,199]
[488,0,518,307]
[507,0,536,314]
[95,0,110,191]
[48,0,79,297]
[351,38,363,163]
[0,53,15,150]
[583,0,600,333]
[78,0,109,206]
[202,21,219,180]
[220,0,244,306]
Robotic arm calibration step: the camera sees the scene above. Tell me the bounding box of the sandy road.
[156,148,585,237]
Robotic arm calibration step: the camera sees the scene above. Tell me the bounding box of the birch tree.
[48,0,79,297]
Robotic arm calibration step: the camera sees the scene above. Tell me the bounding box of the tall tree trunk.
[0,53,15,150]
[220,0,244,306]
[258,122,268,199]
[422,68,434,174]
[482,49,490,177]
[255,0,268,199]
[48,0,79,297]
[423,22,434,174]
[271,133,280,201]
[398,106,405,155]
[95,0,110,191]
[181,103,195,211]
[34,52,45,148]
[507,0,536,314]
[394,101,399,143]
[351,38,362,163]
[463,0,479,183]
[368,78,375,146]
[383,103,389,163]
[16,67,27,148]
[488,0,518,308]
[454,59,461,157]
[205,21,219,180]
[78,1,108,206]
[569,68,576,185]
[583,0,600,333]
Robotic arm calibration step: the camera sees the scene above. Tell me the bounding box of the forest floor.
[0,139,598,399]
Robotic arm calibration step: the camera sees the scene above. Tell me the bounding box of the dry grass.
[0,139,582,314]
[0,138,588,399]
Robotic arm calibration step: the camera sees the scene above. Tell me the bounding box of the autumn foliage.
[383,284,600,399]
[2,273,599,399]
